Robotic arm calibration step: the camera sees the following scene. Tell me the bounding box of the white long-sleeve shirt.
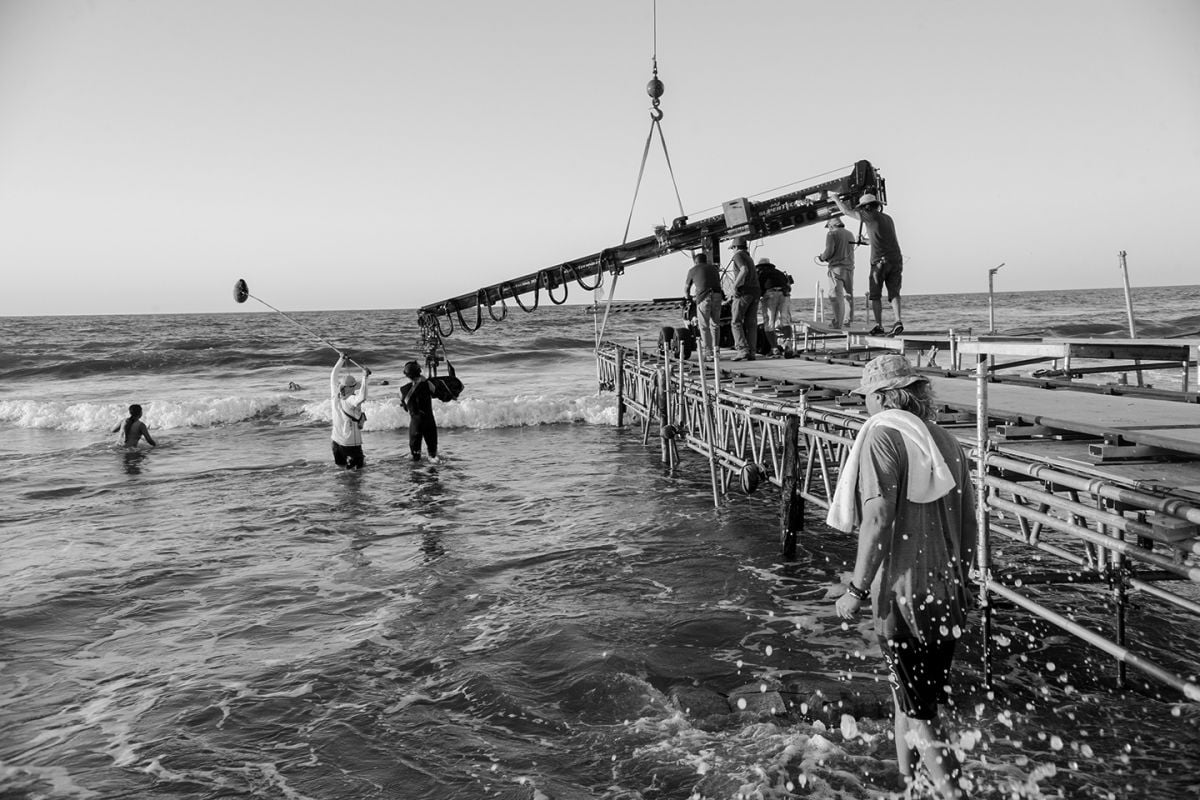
[330,363,367,446]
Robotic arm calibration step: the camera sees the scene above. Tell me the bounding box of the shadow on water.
[122,448,146,475]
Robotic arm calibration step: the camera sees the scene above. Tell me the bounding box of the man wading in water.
[827,354,976,799]
[330,354,369,469]
[401,360,439,463]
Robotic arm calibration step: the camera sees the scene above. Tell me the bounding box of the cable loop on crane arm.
[505,281,539,313]
[432,307,455,338]
[454,292,485,333]
[544,269,569,305]
[486,288,508,322]
[564,262,603,291]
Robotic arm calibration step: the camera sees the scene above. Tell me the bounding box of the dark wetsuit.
[402,377,438,459]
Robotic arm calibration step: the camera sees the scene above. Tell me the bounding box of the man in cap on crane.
[834,192,904,336]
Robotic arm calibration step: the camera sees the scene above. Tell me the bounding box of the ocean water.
[2,285,1199,800]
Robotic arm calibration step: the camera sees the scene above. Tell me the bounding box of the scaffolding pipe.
[988,582,1200,702]
[976,355,994,688]
[987,452,1200,527]
[988,495,1200,580]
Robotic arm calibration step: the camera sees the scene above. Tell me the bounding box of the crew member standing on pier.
[827,354,975,799]
[817,216,856,329]
[728,237,761,361]
[684,251,723,357]
[834,193,903,336]
[756,257,792,356]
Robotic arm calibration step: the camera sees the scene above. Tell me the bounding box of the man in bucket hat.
[827,354,976,799]
[834,192,904,336]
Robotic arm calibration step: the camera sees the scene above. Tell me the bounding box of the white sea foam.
[299,392,619,431]
[0,392,618,432]
[0,397,287,432]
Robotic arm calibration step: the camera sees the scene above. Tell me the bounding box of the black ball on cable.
[646,77,664,100]
[234,279,250,304]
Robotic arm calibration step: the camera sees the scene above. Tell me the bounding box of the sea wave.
[0,397,293,432]
[0,392,619,432]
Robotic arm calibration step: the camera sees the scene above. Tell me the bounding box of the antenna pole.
[1118,250,1136,338]
[987,263,1004,334]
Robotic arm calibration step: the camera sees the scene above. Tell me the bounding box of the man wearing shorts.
[834,192,904,336]
[828,354,976,799]
[817,216,856,328]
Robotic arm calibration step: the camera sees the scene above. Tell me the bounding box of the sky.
[1,0,1198,317]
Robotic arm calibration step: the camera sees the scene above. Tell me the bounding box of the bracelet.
[846,582,870,601]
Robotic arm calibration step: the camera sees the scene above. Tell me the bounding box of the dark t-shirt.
[685,263,723,301]
[859,207,902,266]
[757,265,791,292]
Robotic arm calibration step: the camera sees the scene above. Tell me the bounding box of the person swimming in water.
[113,404,157,448]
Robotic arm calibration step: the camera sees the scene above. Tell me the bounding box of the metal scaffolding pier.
[596,338,1200,701]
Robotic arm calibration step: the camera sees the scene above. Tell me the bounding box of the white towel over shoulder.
[825,409,955,532]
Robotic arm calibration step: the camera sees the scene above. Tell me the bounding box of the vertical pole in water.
[696,346,721,507]
[658,368,670,465]
[779,414,804,558]
[1118,250,1144,387]
[615,347,625,427]
[1109,505,1129,689]
[975,355,993,690]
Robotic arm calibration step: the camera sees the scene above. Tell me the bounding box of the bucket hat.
[339,375,358,389]
[827,216,844,228]
[852,354,927,395]
[855,193,879,209]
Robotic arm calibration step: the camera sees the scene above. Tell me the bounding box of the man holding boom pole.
[330,353,370,470]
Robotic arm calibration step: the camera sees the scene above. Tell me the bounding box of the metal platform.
[597,339,1200,701]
